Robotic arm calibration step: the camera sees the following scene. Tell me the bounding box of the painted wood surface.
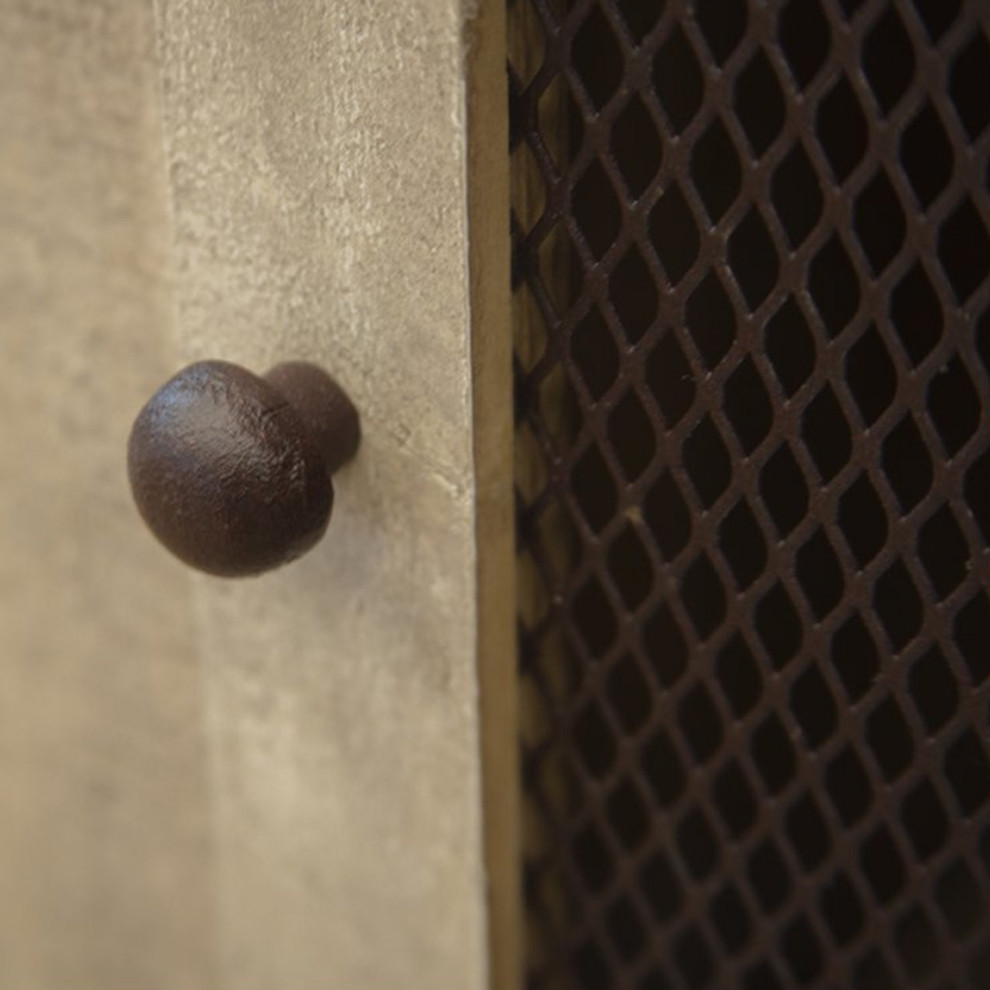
[0,1,514,987]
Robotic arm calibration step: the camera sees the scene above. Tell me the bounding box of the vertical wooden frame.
[154,0,517,986]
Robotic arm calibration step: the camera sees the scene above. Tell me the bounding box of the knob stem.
[264,362,360,476]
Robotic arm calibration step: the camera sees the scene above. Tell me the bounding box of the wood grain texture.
[0,2,216,987]
[153,1,513,987]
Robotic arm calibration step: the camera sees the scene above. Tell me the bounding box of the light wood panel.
[154,1,516,987]
[0,3,216,987]
[0,2,514,986]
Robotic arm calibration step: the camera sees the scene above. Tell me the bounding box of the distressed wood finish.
[0,1,514,987]
[0,3,215,987]
[154,1,515,987]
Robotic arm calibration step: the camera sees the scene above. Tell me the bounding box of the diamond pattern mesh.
[509,1,990,988]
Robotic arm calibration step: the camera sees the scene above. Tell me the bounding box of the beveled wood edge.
[467,2,521,987]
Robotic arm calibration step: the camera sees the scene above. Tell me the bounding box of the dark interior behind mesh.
[509,1,990,988]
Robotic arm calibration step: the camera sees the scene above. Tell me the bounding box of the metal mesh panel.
[509,1,990,988]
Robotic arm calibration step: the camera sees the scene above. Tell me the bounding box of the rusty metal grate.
[509,1,990,988]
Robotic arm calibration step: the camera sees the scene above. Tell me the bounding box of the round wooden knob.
[128,360,360,577]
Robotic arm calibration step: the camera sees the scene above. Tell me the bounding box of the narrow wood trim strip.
[466,2,521,987]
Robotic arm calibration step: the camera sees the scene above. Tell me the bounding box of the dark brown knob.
[128,360,360,577]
